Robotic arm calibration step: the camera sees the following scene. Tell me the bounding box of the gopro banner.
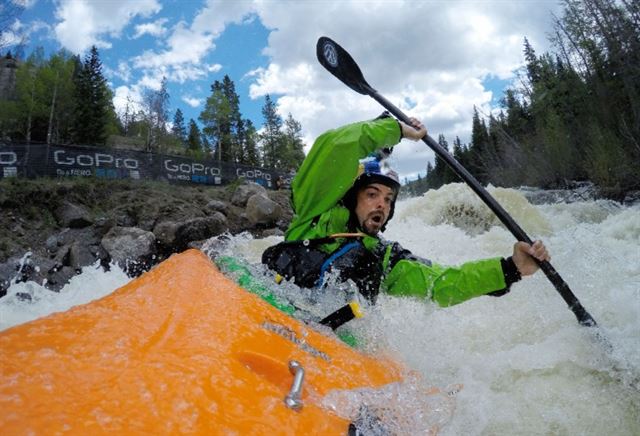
[0,143,290,189]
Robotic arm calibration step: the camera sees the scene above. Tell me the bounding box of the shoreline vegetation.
[1,1,638,203]
[0,176,293,296]
[1,175,637,298]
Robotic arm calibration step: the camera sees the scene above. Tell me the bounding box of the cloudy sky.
[4,0,563,180]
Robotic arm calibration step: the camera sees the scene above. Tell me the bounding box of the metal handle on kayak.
[284,360,304,411]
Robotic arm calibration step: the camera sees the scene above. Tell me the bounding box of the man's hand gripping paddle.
[315,36,597,328]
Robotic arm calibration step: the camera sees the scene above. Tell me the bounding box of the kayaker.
[262,113,550,306]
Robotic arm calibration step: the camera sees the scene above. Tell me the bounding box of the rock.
[138,218,156,231]
[11,223,25,236]
[46,266,76,292]
[68,242,96,270]
[0,259,19,297]
[231,183,267,207]
[206,200,228,214]
[261,228,285,237]
[56,227,100,248]
[51,244,71,268]
[175,213,228,248]
[94,216,116,236]
[623,190,640,205]
[101,226,156,272]
[186,240,208,250]
[116,213,136,227]
[246,193,282,226]
[45,235,59,253]
[54,201,93,228]
[153,221,181,247]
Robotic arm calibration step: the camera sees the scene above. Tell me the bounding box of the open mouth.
[370,212,384,224]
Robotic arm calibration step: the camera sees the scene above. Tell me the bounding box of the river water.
[2,183,638,435]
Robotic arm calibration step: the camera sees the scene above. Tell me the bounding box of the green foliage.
[403,0,639,199]
[187,118,202,152]
[282,113,306,171]
[171,108,187,144]
[1,49,306,173]
[259,94,283,168]
[200,75,239,162]
[407,0,639,198]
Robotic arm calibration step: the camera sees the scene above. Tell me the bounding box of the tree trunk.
[47,71,59,145]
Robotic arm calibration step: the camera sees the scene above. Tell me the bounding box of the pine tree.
[72,46,111,145]
[282,113,305,171]
[260,94,284,168]
[171,108,187,145]
[243,119,260,166]
[468,107,490,184]
[221,75,243,163]
[187,118,202,152]
[200,79,231,162]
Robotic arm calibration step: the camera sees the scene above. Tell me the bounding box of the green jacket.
[284,117,511,307]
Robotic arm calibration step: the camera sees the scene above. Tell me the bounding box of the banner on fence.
[0,143,292,189]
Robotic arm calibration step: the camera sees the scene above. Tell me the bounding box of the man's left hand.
[512,240,550,276]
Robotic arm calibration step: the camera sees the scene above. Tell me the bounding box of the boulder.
[46,266,76,292]
[54,201,93,228]
[101,227,156,272]
[0,259,19,297]
[55,227,101,248]
[261,228,285,237]
[153,221,181,247]
[175,213,228,247]
[68,242,96,270]
[246,193,282,226]
[231,183,267,207]
[206,200,228,214]
[45,235,59,253]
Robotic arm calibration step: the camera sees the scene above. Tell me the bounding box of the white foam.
[3,185,638,434]
[0,261,130,331]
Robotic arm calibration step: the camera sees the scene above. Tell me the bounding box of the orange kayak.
[0,249,406,434]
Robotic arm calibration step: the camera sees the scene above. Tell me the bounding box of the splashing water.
[0,261,129,331]
[2,184,639,434]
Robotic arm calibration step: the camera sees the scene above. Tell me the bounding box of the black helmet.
[342,156,400,232]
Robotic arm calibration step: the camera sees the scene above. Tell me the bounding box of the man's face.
[354,183,395,236]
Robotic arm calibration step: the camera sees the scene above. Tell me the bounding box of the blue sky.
[3,0,562,180]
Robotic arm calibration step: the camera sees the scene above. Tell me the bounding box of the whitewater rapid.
[2,183,638,435]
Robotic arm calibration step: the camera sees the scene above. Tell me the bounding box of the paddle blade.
[316,36,375,95]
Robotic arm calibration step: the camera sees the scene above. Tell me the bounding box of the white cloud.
[191,0,256,36]
[1,17,50,50]
[248,63,316,98]
[132,18,169,39]
[207,64,222,73]
[12,0,38,9]
[182,96,202,108]
[124,1,255,111]
[13,0,37,8]
[42,0,561,180]
[242,0,562,178]
[113,85,144,118]
[53,0,162,53]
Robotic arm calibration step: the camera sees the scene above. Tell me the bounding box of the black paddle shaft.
[316,36,597,327]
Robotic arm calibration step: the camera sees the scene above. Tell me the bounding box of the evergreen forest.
[405,0,639,199]
[0,47,306,172]
[1,0,638,196]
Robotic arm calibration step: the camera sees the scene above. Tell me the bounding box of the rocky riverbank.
[0,177,293,296]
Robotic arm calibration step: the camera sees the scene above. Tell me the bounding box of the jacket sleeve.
[382,256,509,307]
[286,117,401,241]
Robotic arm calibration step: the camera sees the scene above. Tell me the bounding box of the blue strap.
[315,241,361,288]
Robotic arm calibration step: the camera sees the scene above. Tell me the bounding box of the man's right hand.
[400,118,427,141]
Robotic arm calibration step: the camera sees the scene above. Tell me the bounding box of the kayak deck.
[0,249,404,434]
